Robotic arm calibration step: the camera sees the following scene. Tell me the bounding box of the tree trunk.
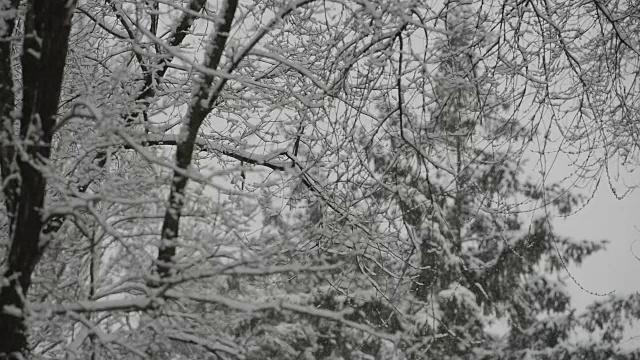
[0,1,76,357]
[156,0,238,280]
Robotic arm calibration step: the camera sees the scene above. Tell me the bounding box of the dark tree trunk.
[0,1,76,357]
[0,0,19,235]
[156,0,238,280]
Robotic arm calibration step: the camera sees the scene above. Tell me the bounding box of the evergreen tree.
[259,1,640,358]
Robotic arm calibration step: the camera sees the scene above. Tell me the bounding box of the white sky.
[555,182,640,345]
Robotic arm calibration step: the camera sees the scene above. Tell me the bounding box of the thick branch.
[136,0,208,106]
[154,2,320,276]
[143,134,288,171]
[592,0,640,56]
[156,0,239,279]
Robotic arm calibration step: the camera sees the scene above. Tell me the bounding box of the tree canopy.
[0,0,639,359]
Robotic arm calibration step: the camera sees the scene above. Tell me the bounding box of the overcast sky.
[553,179,640,345]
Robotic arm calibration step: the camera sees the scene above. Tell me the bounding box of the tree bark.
[0,0,20,235]
[0,1,76,357]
